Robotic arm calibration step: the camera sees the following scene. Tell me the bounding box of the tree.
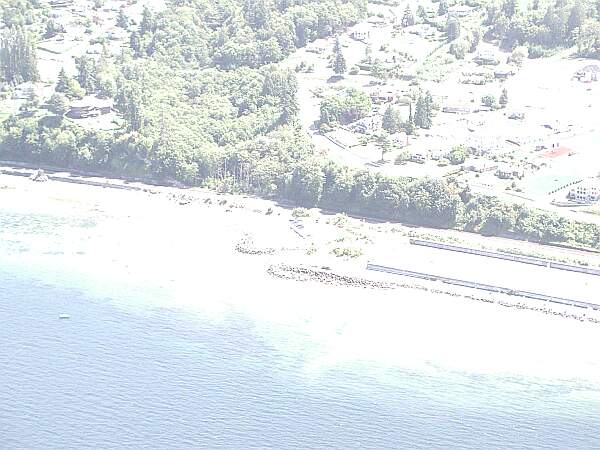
[116,9,129,29]
[499,88,508,108]
[0,26,39,84]
[446,18,461,41]
[414,91,433,129]
[449,39,468,59]
[469,28,481,52]
[401,5,415,28]
[417,5,427,22]
[382,105,402,133]
[447,146,468,165]
[375,132,392,162]
[481,94,498,108]
[129,31,142,57]
[140,6,155,36]
[567,2,584,41]
[44,20,65,39]
[56,68,69,92]
[63,78,85,99]
[332,38,346,76]
[438,0,448,16]
[48,92,69,116]
[75,55,97,93]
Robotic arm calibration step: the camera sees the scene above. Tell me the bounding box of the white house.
[448,5,472,18]
[350,25,370,41]
[569,180,600,203]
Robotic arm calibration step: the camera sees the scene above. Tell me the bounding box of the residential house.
[569,179,600,203]
[474,53,500,66]
[494,65,516,79]
[350,115,382,134]
[496,164,524,180]
[68,96,113,119]
[448,5,472,18]
[574,65,600,83]
[409,150,428,164]
[463,158,497,173]
[350,25,370,41]
[370,89,396,104]
[442,105,471,114]
[390,132,408,148]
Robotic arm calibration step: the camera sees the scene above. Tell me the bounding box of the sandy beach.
[2,165,600,382]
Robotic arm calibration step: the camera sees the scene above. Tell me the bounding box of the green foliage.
[481,94,498,108]
[447,146,468,165]
[332,37,347,75]
[438,0,448,16]
[319,88,372,125]
[382,105,403,133]
[413,91,433,129]
[401,5,415,27]
[499,88,508,107]
[75,55,97,94]
[48,93,69,116]
[0,25,39,84]
[446,18,461,41]
[485,0,600,51]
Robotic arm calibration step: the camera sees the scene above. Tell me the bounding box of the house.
[463,159,497,173]
[367,16,387,27]
[442,105,471,114]
[494,65,516,79]
[569,179,600,203]
[370,89,396,104]
[474,53,500,66]
[390,132,408,148]
[68,96,113,119]
[49,0,73,8]
[409,150,428,164]
[350,25,370,41]
[350,115,382,134]
[574,65,600,83]
[496,164,524,180]
[448,5,472,18]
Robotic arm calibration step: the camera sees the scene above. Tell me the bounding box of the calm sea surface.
[2,203,600,449]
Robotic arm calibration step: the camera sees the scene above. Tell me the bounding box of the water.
[2,193,600,449]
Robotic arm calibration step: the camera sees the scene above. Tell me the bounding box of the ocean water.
[2,195,600,449]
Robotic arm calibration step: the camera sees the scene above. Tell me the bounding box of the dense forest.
[485,0,600,57]
[2,0,600,249]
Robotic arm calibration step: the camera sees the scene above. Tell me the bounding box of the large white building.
[569,179,600,203]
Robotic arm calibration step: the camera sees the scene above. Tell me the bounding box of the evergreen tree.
[567,2,584,41]
[75,55,97,94]
[499,88,508,107]
[401,5,415,28]
[140,6,154,36]
[48,92,69,116]
[116,9,129,29]
[0,26,39,84]
[438,0,448,16]
[446,18,461,41]
[130,31,142,57]
[414,92,433,129]
[382,105,402,133]
[417,5,427,22]
[332,38,346,76]
[56,67,69,92]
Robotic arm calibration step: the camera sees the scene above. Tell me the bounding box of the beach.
[1,165,600,384]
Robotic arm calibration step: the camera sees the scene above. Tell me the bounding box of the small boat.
[58,314,70,319]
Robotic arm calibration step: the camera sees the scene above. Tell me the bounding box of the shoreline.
[1,164,600,326]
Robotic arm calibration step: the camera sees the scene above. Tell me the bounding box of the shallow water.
[2,195,600,449]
